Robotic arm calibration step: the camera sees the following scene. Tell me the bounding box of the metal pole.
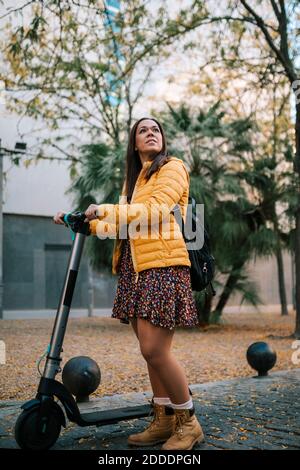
[87,262,94,317]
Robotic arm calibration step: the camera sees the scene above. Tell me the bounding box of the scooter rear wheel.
[15,406,61,450]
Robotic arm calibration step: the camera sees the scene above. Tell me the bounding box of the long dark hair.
[124,117,170,203]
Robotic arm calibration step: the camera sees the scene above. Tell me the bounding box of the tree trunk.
[203,291,213,324]
[213,262,244,319]
[274,225,288,316]
[294,102,300,338]
[194,291,212,325]
[275,246,288,316]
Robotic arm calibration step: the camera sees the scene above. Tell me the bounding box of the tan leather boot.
[161,407,205,450]
[127,403,176,446]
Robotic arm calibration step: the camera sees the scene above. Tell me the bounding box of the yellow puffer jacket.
[89,156,191,282]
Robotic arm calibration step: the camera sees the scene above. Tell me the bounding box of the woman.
[53,117,205,450]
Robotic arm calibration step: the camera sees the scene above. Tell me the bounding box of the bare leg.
[129,318,170,397]
[137,318,190,404]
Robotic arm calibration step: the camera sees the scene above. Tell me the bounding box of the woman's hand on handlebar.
[53,211,66,225]
[53,205,98,225]
[84,204,99,222]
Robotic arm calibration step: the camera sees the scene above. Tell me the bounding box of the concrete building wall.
[3,213,118,311]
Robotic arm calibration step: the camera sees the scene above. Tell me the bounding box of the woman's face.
[135,119,163,157]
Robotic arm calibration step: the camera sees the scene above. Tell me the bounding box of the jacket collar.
[121,158,168,196]
[142,159,153,168]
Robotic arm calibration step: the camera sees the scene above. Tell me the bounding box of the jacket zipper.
[130,170,145,284]
[113,181,128,274]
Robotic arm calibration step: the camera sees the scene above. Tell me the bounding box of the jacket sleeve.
[89,160,189,237]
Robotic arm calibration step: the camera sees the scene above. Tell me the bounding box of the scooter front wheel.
[15,406,61,450]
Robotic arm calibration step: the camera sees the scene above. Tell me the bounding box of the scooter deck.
[81,404,153,426]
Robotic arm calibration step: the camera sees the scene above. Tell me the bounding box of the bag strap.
[171,197,196,232]
[171,204,185,234]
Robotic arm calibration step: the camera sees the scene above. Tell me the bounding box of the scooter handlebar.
[62,211,91,236]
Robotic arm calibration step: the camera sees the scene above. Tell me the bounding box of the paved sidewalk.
[2,309,112,320]
[0,369,299,450]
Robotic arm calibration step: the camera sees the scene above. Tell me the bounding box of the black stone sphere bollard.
[246,342,277,378]
[62,356,101,402]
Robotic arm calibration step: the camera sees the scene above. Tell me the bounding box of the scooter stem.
[42,230,86,380]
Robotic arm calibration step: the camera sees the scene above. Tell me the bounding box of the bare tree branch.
[0,0,36,20]
[269,0,281,21]
[240,0,297,83]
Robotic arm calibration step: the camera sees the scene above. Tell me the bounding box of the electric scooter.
[14,211,154,450]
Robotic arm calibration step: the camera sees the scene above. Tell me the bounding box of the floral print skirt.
[111,238,200,330]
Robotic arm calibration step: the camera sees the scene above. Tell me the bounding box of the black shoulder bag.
[171,196,216,295]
